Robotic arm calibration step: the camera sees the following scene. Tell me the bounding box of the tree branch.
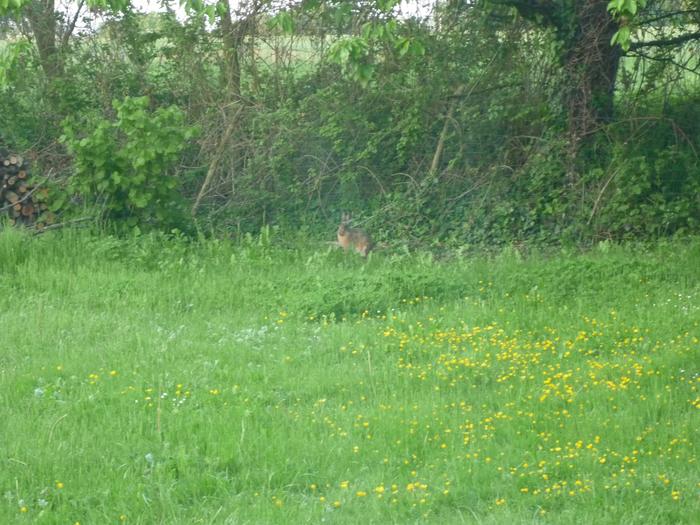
[639,10,700,27]
[630,30,700,50]
[61,0,85,51]
[628,49,700,77]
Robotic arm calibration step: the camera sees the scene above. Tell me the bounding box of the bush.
[61,96,198,230]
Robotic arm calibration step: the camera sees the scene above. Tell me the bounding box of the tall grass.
[1,229,698,523]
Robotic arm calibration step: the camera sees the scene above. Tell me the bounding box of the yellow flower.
[356,491,367,497]
[55,481,64,489]
[340,480,349,489]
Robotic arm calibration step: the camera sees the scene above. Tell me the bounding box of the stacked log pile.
[0,149,52,227]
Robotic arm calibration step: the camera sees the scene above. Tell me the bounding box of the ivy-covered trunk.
[560,0,620,139]
[502,0,620,137]
[25,0,62,80]
[219,0,243,100]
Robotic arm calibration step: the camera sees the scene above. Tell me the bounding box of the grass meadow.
[1,229,698,524]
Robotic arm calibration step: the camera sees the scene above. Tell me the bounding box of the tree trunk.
[219,0,243,100]
[560,0,620,141]
[503,0,620,136]
[26,0,63,80]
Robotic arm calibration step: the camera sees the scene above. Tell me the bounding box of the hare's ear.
[341,212,349,223]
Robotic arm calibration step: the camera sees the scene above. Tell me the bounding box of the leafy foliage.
[0,0,698,244]
[607,0,647,50]
[61,96,198,229]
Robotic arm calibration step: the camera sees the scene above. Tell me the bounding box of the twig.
[192,105,243,216]
[32,217,92,235]
[430,51,499,174]
[357,165,387,196]
[630,30,700,51]
[587,167,620,225]
[61,0,86,50]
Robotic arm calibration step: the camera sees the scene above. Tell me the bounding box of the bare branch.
[61,0,86,50]
[639,10,700,27]
[630,30,700,50]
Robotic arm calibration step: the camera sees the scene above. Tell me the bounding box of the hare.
[337,212,373,257]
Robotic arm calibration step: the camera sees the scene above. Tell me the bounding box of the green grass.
[1,229,698,524]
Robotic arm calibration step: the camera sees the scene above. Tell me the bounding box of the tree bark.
[560,0,620,137]
[25,0,62,80]
[219,0,244,100]
[499,0,621,134]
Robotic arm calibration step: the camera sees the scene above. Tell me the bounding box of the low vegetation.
[1,229,698,523]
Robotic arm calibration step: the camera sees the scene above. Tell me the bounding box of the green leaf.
[280,12,295,33]
[356,63,374,87]
[618,26,631,50]
[606,0,624,13]
[48,195,66,212]
[396,37,411,57]
[204,4,216,22]
[411,40,425,56]
[376,0,399,12]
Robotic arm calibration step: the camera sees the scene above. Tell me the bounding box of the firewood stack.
[0,148,51,228]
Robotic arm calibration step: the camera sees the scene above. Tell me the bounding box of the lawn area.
[1,229,698,524]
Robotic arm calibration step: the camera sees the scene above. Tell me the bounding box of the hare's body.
[337,213,373,257]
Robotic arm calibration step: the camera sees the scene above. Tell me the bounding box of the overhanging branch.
[639,10,700,27]
[630,30,700,50]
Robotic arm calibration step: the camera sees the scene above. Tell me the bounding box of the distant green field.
[1,229,698,523]
[619,25,700,92]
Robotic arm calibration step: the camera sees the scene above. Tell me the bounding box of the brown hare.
[337,212,373,257]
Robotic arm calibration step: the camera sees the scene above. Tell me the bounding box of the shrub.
[61,96,198,229]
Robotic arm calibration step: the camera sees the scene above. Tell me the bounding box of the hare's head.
[338,212,351,235]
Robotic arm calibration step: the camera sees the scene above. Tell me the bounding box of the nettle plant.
[62,96,198,227]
